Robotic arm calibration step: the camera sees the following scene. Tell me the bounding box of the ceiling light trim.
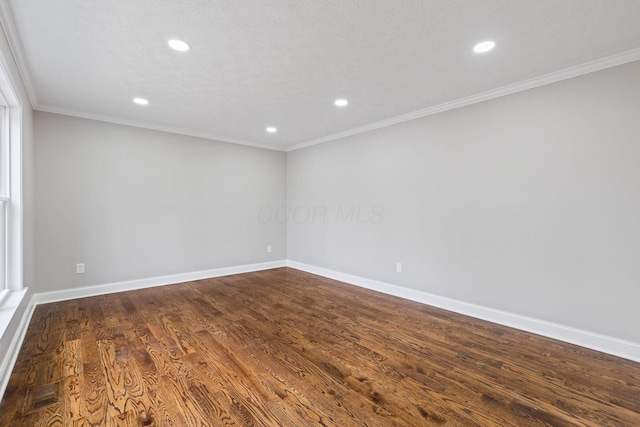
[168,39,190,52]
[34,104,287,152]
[133,97,149,105]
[473,40,496,53]
[287,47,640,152]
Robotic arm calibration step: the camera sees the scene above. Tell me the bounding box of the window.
[0,54,25,349]
[0,61,23,298]
[0,103,8,297]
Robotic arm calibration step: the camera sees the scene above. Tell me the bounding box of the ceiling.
[3,1,640,151]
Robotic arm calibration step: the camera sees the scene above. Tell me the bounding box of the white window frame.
[0,60,23,298]
[0,103,8,297]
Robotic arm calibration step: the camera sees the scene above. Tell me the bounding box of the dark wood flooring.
[1,267,639,426]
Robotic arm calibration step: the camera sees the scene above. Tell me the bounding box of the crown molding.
[0,0,38,107]
[286,48,640,152]
[35,104,287,152]
[4,0,639,155]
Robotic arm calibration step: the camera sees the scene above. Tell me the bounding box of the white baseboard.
[287,260,640,363]
[0,291,36,400]
[1,260,288,402]
[33,260,287,305]
[4,258,637,403]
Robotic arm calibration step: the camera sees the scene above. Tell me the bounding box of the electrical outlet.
[396,262,402,273]
[76,263,85,274]
[267,245,272,253]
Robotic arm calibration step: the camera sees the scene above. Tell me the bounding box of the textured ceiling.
[4,0,640,150]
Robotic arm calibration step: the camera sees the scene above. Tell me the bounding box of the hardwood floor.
[1,268,639,426]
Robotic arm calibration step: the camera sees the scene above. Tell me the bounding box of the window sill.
[0,289,28,342]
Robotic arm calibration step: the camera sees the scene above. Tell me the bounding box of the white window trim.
[0,60,23,294]
[6,102,22,292]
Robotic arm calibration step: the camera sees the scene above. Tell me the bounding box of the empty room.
[1,1,639,425]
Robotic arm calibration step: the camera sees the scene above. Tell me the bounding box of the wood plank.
[2,267,639,426]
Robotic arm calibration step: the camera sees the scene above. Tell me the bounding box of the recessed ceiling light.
[334,98,348,107]
[168,39,190,52]
[133,97,149,105]
[266,126,277,133]
[473,40,496,53]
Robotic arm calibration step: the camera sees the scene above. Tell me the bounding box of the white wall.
[287,60,640,344]
[35,112,286,292]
